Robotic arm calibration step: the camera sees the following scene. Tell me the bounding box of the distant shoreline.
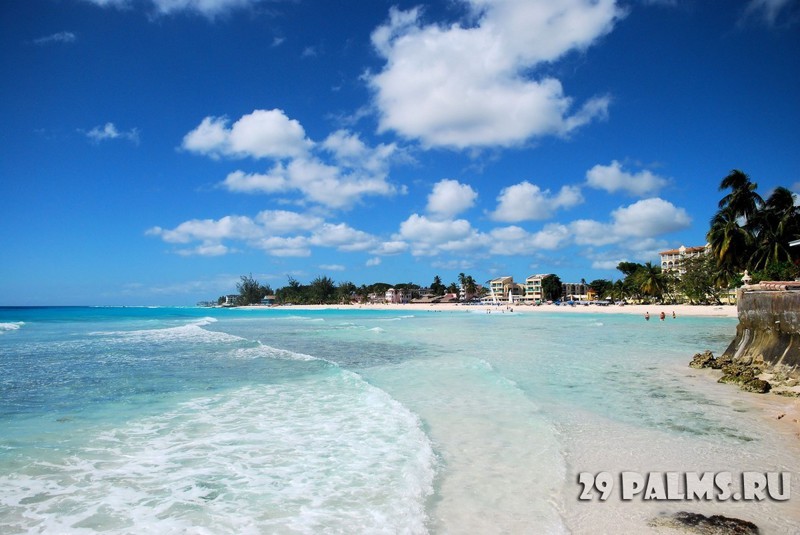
[241,302,739,318]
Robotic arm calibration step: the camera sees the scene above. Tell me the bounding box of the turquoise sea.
[1,306,797,534]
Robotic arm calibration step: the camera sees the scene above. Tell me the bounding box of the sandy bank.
[269,302,738,318]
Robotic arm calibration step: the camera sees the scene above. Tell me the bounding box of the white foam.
[91,318,241,345]
[368,327,385,333]
[0,321,24,333]
[0,371,436,534]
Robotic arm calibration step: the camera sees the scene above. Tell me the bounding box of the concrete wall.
[722,289,800,371]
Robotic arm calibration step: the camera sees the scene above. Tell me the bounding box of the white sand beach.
[272,301,739,318]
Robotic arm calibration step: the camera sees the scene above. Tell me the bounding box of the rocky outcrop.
[689,350,772,393]
[722,284,800,375]
[690,284,800,396]
[649,511,759,534]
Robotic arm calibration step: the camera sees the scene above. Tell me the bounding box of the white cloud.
[187,114,402,208]
[490,181,583,222]
[146,215,262,244]
[82,0,263,18]
[372,241,408,255]
[255,210,323,234]
[569,198,691,251]
[309,223,377,252]
[426,179,478,219]
[319,264,345,271]
[221,169,289,194]
[366,257,382,267]
[368,0,623,149]
[182,109,311,160]
[147,210,383,258]
[611,197,691,238]
[570,219,618,246]
[254,236,311,257]
[395,214,484,256]
[34,31,77,45]
[586,160,669,196]
[176,242,230,257]
[86,122,139,144]
[487,223,569,255]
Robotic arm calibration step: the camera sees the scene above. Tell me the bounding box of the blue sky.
[2,0,799,306]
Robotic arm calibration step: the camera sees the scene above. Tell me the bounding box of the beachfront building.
[660,244,710,274]
[523,274,550,304]
[385,287,409,304]
[486,276,523,304]
[562,282,588,301]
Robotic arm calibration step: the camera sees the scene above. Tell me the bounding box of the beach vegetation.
[430,275,446,296]
[676,254,723,304]
[236,274,273,306]
[707,170,799,286]
[541,274,563,301]
[589,279,613,300]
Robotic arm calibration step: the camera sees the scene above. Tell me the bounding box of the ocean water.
[1,306,797,534]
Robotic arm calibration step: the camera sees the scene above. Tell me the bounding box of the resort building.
[486,276,523,304]
[523,274,550,304]
[385,288,409,304]
[562,282,588,301]
[660,244,710,274]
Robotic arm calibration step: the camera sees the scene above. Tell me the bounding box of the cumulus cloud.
[610,197,691,237]
[426,179,478,219]
[585,160,669,196]
[569,197,691,249]
[147,209,379,257]
[182,110,311,160]
[490,181,583,222]
[34,31,77,45]
[85,122,139,144]
[186,112,402,208]
[395,214,484,256]
[366,257,382,267]
[368,0,623,149]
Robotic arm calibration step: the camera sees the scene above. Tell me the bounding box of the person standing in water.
[645,311,650,321]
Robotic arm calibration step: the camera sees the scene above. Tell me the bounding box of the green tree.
[589,279,612,300]
[431,275,446,296]
[336,281,357,304]
[237,274,272,305]
[707,206,753,282]
[637,262,666,302]
[717,169,763,225]
[309,276,337,304]
[676,254,719,304]
[542,274,562,301]
[748,186,800,271]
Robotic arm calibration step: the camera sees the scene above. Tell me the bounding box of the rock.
[741,378,771,393]
[648,511,759,534]
[689,350,716,369]
[719,364,755,385]
[710,353,733,370]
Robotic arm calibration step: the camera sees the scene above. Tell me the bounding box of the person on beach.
[660,311,666,321]
[645,312,650,321]
[672,311,676,319]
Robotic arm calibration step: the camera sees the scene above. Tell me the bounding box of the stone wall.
[722,285,800,373]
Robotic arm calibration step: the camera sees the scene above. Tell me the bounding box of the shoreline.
[251,302,739,318]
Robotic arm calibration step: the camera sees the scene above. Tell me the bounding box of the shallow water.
[1,307,797,533]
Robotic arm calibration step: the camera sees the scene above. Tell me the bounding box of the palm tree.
[638,262,666,302]
[707,206,753,277]
[748,186,800,271]
[717,169,764,225]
